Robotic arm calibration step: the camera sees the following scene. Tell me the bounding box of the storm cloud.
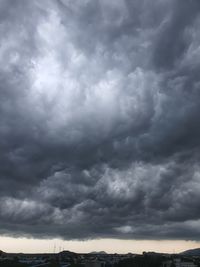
[1,0,200,240]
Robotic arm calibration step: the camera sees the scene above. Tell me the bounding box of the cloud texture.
[1,0,200,240]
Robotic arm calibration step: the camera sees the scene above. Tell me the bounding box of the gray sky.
[1,0,200,252]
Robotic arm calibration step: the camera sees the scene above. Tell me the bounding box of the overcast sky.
[1,0,200,253]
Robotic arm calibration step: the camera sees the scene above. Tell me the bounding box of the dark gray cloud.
[0,0,200,241]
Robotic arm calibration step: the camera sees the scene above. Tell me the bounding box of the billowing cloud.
[1,0,200,240]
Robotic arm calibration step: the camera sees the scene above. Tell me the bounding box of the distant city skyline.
[1,0,200,254]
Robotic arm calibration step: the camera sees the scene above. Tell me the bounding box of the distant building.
[85,260,105,267]
[175,258,197,267]
[162,260,173,267]
[163,258,198,267]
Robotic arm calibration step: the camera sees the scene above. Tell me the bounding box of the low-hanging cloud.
[1,0,200,241]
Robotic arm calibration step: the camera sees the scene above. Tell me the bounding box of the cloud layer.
[1,0,200,240]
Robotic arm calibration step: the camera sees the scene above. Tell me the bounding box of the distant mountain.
[180,248,200,256]
[89,251,107,255]
[0,250,5,255]
[60,250,77,256]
